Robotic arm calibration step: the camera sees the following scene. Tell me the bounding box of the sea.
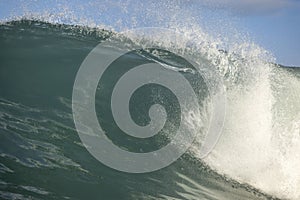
[1,2,300,200]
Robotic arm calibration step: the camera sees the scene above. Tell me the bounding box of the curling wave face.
[0,19,300,200]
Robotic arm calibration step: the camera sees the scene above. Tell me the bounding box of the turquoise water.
[1,20,300,200]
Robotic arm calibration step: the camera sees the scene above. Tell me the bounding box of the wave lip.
[72,27,226,173]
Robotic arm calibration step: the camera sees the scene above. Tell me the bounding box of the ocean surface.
[1,19,300,200]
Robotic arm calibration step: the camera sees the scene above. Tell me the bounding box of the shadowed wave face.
[0,20,300,200]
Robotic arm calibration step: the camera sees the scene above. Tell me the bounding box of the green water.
[0,20,292,200]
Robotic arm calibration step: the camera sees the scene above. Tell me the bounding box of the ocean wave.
[0,19,299,200]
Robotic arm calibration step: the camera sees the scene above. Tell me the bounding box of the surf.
[0,10,299,200]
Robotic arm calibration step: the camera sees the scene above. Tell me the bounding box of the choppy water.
[0,19,300,200]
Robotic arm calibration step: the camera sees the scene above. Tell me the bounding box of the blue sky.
[0,0,299,66]
[196,0,300,66]
[242,7,300,67]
